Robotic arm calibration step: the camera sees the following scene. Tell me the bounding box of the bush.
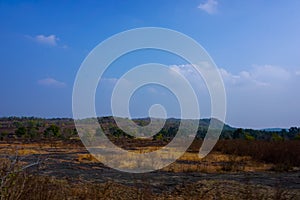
[213,140,300,168]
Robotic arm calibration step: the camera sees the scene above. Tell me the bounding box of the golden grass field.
[0,140,299,199]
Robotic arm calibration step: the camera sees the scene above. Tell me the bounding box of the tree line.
[0,117,299,141]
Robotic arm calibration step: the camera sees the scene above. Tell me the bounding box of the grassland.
[0,139,299,199]
[0,117,299,199]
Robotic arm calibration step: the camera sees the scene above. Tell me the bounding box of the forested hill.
[0,116,299,141]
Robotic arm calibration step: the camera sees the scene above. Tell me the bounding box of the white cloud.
[220,65,292,87]
[198,0,218,14]
[92,64,300,127]
[38,78,66,88]
[34,35,58,46]
[220,68,269,87]
[251,65,291,81]
[163,64,297,127]
[147,64,295,90]
[217,65,300,128]
[170,64,200,79]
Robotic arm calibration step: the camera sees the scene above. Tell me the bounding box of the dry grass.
[213,140,300,170]
[1,170,138,200]
[163,152,272,173]
[1,140,297,173]
[77,154,98,162]
[160,180,299,200]
[0,140,299,199]
[73,144,274,173]
[1,172,299,200]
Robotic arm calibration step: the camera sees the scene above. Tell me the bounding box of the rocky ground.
[1,142,300,199]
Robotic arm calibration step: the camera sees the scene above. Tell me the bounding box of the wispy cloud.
[167,64,300,127]
[91,64,300,127]
[198,0,218,14]
[38,78,66,88]
[167,63,299,93]
[220,65,291,87]
[34,34,59,46]
[169,64,207,91]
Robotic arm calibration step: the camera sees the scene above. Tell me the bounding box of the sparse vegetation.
[212,140,300,169]
[0,117,299,199]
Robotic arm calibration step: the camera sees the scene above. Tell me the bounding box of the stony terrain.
[1,141,299,199]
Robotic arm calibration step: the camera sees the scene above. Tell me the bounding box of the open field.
[0,139,299,199]
[2,0,300,199]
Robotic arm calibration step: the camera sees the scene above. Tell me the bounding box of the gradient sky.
[0,0,300,128]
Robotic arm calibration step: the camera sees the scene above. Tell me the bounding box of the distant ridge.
[262,128,288,132]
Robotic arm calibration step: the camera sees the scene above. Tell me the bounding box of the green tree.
[13,121,22,128]
[44,124,61,138]
[26,127,39,138]
[244,133,255,141]
[15,127,27,138]
[62,128,77,139]
[153,133,163,140]
[294,134,300,140]
[0,131,8,140]
[233,128,243,139]
[271,133,283,141]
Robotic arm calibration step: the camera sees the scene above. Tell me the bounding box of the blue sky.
[0,0,300,128]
